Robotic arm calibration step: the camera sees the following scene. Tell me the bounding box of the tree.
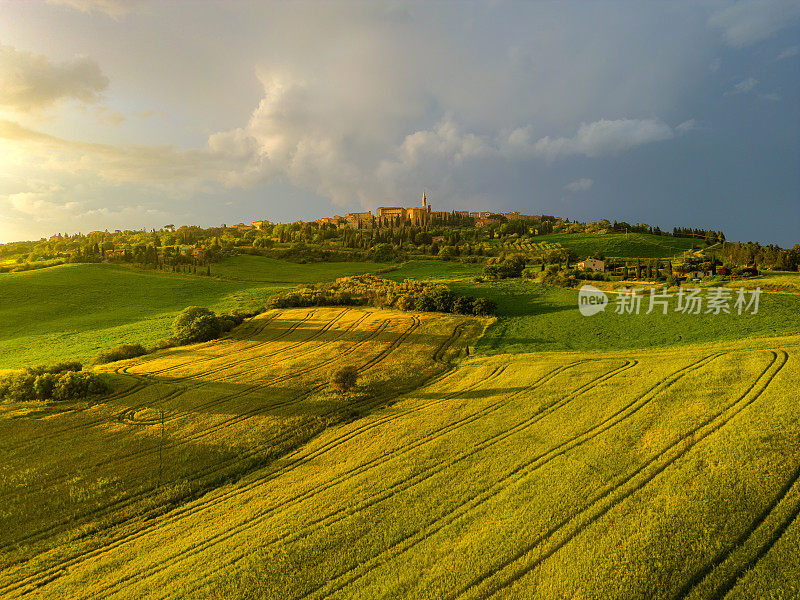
[472,297,497,316]
[172,306,222,344]
[331,366,359,394]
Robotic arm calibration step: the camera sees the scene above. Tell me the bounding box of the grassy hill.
[209,255,383,283]
[386,261,800,353]
[0,258,385,368]
[0,308,796,599]
[2,257,799,369]
[532,232,701,258]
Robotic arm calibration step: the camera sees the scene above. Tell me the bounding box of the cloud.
[46,0,136,18]
[759,92,782,101]
[0,119,231,183]
[676,119,699,134]
[89,105,126,126]
[727,77,759,95]
[777,45,800,60]
[708,0,800,47]
[532,118,675,162]
[132,109,167,119]
[564,178,594,192]
[8,191,82,218]
[0,44,108,113]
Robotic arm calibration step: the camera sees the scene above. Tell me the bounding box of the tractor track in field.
[120,310,281,376]
[709,487,800,599]
[0,314,425,585]
[161,309,343,382]
[3,317,470,597]
[125,309,321,379]
[448,350,788,600]
[670,356,798,600]
[166,358,623,599]
[3,310,342,453]
[118,311,373,426]
[0,313,397,552]
[27,360,506,600]
[300,353,725,600]
[57,355,618,600]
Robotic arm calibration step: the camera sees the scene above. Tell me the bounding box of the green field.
[210,255,383,283]
[533,232,701,258]
[387,261,800,354]
[0,257,386,368]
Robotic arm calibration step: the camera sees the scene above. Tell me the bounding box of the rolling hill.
[0,308,797,599]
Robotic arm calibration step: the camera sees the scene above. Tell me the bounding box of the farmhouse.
[577,258,605,272]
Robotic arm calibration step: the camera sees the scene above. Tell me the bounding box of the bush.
[453,296,475,315]
[331,366,359,394]
[472,297,497,316]
[171,306,232,344]
[175,314,223,344]
[265,274,496,317]
[483,255,526,279]
[0,363,107,403]
[94,343,148,364]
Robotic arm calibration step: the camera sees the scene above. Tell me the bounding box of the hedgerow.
[0,363,107,402]
[266,274,496,316]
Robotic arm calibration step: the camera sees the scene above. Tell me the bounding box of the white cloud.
[46,0,137,19]
[7,189,81,218]
[0,44,108,113]
[759,92,782,101]
[676,119,699,134]
[777,45,800,60]
[89,105,126,126]
[727,77,759,95]
[0,119,233,183]
[532,118,675,162]
[564,178,593,192]
[708,0,800,47]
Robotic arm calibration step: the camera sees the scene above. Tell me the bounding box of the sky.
[0,0,797,246]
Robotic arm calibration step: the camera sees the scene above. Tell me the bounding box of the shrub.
[331,366,359,394]
[94,343,148,365]
[472,297,497,316]
[0,363,107,402]
[453,296,475,315]
[176,314,223,344]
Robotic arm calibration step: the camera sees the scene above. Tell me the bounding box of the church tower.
[423,191,429,213]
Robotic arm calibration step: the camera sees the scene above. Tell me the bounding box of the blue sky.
[0,1,797,245]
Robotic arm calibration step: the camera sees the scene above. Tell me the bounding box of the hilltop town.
[253,192,541,230]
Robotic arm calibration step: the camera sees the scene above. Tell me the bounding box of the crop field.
[209,255,383,283]
[1,311,797,599]
[532,232,701,259]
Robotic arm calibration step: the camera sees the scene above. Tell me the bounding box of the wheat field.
[1,308,798,599]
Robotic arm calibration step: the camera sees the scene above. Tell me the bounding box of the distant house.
[252,220,268,229]
[685,270,712,279]
[577,258,605,272]
[192,248,205,260]
[431,235,445,243]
